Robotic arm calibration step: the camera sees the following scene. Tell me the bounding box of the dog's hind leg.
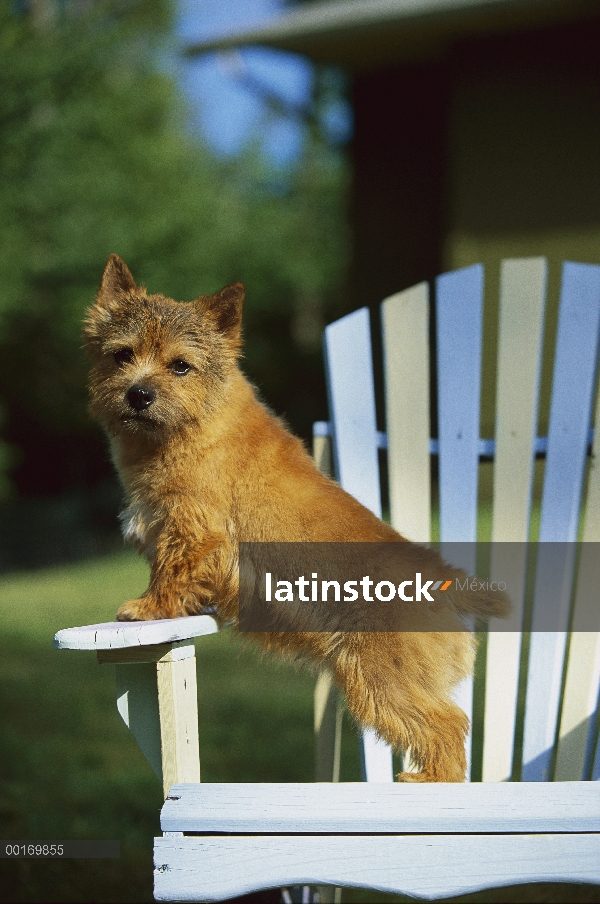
[393,701,469,782]
[331,632,473,782]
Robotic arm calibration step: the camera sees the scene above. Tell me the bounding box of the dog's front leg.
[116,515,236,622]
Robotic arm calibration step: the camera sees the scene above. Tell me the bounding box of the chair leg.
[157,651,201,797]
[100,639,200,797]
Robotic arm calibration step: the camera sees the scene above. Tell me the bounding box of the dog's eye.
[170,359,191,376]
[114,348,134,366]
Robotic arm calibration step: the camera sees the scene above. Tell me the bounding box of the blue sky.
[176,0,352,165]
[177,0,314,164]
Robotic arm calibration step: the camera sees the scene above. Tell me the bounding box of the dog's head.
[84,254,245,439]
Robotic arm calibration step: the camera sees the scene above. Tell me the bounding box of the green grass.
[0,551,362,902]
[0,551,598,903]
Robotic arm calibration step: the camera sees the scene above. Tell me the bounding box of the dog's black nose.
[127,385,155,411]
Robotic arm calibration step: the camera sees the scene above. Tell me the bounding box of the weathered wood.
[154,833,600,903]
[161,781,600,834]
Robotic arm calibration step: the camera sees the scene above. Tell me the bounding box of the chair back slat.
[522,262,600,781]
[491,258,548,544]
[323,306,394,782]
[435,264,484,548]
[538,263,600,544]
[482,258,547,782]
[323,307,381,517]
[381,282,431,543]
[435,264,484,776]
[555,376,600,780]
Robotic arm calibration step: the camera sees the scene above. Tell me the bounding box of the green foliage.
[0,0,349,500]
[0,1,172,320]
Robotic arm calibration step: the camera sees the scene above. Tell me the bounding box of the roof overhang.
[184,0,600,70]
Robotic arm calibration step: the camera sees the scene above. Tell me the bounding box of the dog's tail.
[449,579,512,620]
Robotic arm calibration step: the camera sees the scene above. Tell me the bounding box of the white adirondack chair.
[54,257,600,901]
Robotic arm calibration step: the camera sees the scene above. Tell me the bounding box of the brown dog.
[84,254,509,782]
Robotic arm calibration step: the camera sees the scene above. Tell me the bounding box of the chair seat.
[154,782,600,902]
[159,781,600,833]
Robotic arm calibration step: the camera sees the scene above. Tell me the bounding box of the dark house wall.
[349,15,600,435]
[350,61,450,311]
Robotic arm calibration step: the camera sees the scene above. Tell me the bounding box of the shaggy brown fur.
[84,254,510,782]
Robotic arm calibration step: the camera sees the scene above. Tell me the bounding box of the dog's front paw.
[116,597,167,621]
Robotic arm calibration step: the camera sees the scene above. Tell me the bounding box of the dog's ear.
[96,254,137,308]
[198,282,245,344]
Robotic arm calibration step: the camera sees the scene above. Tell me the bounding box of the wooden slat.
[381,282,431,543]
[312,431,341,791]
[161,782,600,833]
[312,429,333,479]
[555,369,600,780]
[358,729,394,782]
[435,264,484,547]
[491,258,547,543]
[483,258,547,782]
[323,307,381,516]
[538,263,600,544]
[523,262,600,781]
[555,630,600,780]
[324,305,393,781]
[154,834,600,902]
[435,264,484,773]
[314,669,342,783]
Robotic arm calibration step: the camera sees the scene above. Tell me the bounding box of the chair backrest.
[320,257,600,783]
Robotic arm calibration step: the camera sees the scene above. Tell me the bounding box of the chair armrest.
[53,615,218,651]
